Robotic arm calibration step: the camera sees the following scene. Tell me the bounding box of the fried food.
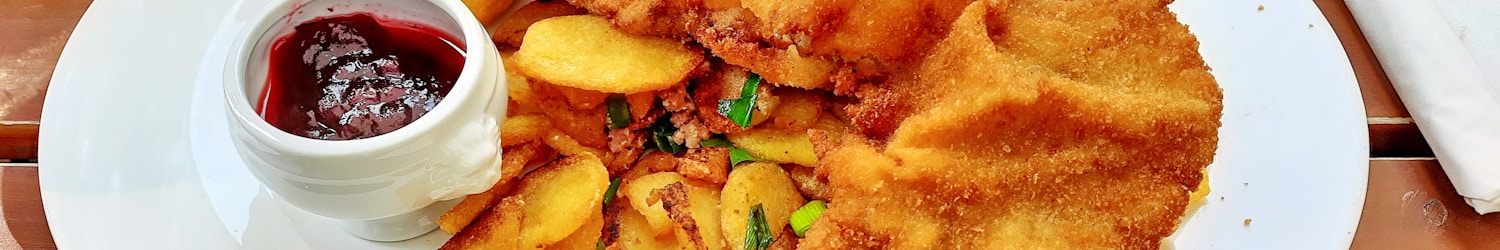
[439,141,554,234]
[623,172,690,236]
[492,1,589,48]
[516,154,610,248]
[564,0,970,90]
[677,147,731,184]
[450,0,1220,248]
[721,162,807,249]
[725,128,818,167]
[802,0,1222,248]
[513,15,706,94]
[441,196,524,250]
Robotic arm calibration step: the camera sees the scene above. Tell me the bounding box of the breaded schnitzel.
[554,0,1222,248]
[806,0,1221,249]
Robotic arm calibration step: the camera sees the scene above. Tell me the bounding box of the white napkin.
[1346,0,1500,214]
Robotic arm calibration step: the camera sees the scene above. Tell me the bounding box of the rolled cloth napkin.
[1346,0,1500,214]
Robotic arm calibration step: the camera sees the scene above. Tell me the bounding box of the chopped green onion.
[790,200,827,238]
[650,116,684,154]
[700,136,733,148]
[602,178,622,209]
[606,95,631,129]
[596,240,605,250]
[729,148,760,167]
[743,204,775,250]
[717,73,762,128]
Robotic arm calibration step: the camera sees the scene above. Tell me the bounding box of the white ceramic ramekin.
[222,0,507,242]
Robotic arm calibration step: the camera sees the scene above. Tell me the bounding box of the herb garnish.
[606,94,631,129]
[743,203,775,250]
[717,73,762,128]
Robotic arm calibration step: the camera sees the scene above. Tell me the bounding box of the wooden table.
[2,0,1496,249]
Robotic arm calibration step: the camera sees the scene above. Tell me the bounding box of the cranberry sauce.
[258,13,466,140]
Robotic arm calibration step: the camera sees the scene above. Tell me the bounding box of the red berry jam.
[258,13,466,140]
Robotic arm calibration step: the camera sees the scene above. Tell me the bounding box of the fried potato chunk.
[513,15,705,94]
[441,196,523,250]
[721,162,806,249]
[517,154,610,248]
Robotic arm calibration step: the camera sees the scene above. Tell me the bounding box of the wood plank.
[1354,160,1500,249]
[0,0,92,160]
[0,165,53,249]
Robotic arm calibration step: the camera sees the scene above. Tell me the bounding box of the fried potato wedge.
[721,162,806,248]
[513,15,704,94]
[623,172,688,236]
[517,154,610,248]
[440,196,524,250]
[726,128,818,167]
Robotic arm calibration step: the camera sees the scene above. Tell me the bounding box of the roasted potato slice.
[502,51,541,113]
[545,209,604,250]
[623,172,688,236]
[687,182,726,250]
[721,162,806,249]
[654,182,706,249]
[513,15,704,94]
[726,128,818,167]
[650,181,729,250]
[440,196,524,250]
[614,202,681,249]
[500,114,550,147]
[517,154,610,248]
[439,141,554,234]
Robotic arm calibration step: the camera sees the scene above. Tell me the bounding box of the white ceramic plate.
[39,0,1367,249]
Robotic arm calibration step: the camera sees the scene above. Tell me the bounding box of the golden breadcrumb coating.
[806,0,1221,249]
